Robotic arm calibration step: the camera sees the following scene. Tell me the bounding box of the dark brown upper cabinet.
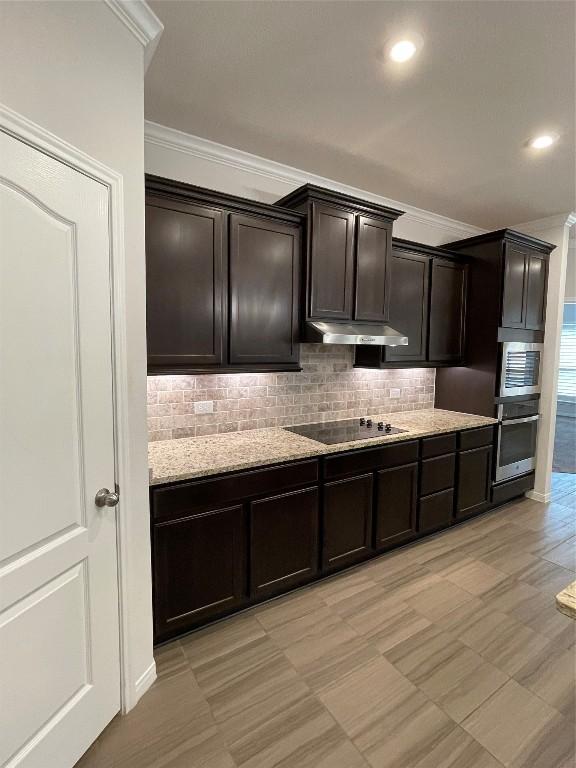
[229,213,300,366]
[501,244,549,331]
[146,198,226,369]
[446,229,552,333]
[382,247,429,365]
[434,230,553,417]
[355,215,393,321]
[308,202,355,319]
[276,185,403,324]
[145,176,304,374]
[429,258,467,363]
[354,240,467,369]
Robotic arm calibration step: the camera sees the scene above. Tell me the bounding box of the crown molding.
[513,212,576,235]
[104,0,163,70]
[144,120,484,242]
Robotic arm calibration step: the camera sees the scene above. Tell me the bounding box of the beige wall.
[565,232,576,301]
[0,1,153,709]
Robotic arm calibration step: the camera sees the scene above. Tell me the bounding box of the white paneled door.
[0,131,120,767]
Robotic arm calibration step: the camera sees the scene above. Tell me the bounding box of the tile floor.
[77,474,576,768]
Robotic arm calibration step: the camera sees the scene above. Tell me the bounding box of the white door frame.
[0,102,145,714]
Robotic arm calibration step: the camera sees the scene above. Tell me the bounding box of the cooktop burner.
[285,418,406,445]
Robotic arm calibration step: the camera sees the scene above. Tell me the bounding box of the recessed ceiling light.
[530,134,557,149]
[389,40,417,63]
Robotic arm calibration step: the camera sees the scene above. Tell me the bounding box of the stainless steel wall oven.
[495,399,539,482]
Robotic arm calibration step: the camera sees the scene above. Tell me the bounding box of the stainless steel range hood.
[304,321,408,346]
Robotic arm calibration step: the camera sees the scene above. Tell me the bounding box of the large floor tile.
[193,635,303,724]
[406,578,476,621]
[283,616,378,693]
[344,594,432,654]
[319,656,458,768]
[541,536,576,571]
[441,558,509,596]
[225,694,368,768]
[479,575,541,614]
[254,589,336,649]
[385,624,509,722]
[509,710,575,768]
[513,638,576,719]
[515,559,575,597]
[181,614,266,670]
[462,679,559,766]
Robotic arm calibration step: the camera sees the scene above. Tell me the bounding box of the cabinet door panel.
[429,259,467,362]
[456,445,492,520]
[146,200,225,369]
[229,213,300,365]
[309,203,355,319]
[501,245,527,328]
[323,474,373,571]
[355,215,391,322]
[384,250,429,363]
[375,463,418,549]
[524,253,547,330]
[153,505,246,640]
[250,487,319,599]
[419,489,454,533]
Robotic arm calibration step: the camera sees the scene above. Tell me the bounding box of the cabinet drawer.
[420,454,455,496]
[152,459,319,521]
[324,440,419,480]
[459,426,495,451]
[421,433,456,458]
[419,489,454,533]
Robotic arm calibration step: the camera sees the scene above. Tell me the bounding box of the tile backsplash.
[147,345,435,442]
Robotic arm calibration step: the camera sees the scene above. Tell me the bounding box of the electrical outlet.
[194,400,214,414]
[389,388,401,398]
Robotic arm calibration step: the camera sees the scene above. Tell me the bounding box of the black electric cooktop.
[285,418,406,445]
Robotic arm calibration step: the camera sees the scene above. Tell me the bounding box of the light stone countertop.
[556,581,576,620]
[148,408,497,486]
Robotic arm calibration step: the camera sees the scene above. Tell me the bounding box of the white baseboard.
[525,490,551,503]
[129,660,157,711]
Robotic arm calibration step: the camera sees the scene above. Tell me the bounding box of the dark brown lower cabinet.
[322,474,373,571]
[456,445,492,520]
[375,462,418,549]
[419,489,454,533]
[153,505,246,640]
[250,486,319,600]
[150,430,509,642]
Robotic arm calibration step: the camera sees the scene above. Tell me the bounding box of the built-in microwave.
[495,399,539,483]
[499,342,543,398]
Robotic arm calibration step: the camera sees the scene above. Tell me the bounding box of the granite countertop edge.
[556,581,576,620]
[148,409,498,487]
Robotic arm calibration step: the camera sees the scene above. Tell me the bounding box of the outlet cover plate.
[194,400,214,414]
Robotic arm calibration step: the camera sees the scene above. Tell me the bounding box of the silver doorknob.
[95,488,120,508]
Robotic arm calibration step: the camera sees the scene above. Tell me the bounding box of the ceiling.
[146,1,575,228]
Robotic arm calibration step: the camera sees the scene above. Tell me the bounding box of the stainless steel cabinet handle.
[95,488,120,508]
[501,415,540,425]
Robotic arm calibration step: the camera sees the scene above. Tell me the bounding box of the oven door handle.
[500,415,540,425]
